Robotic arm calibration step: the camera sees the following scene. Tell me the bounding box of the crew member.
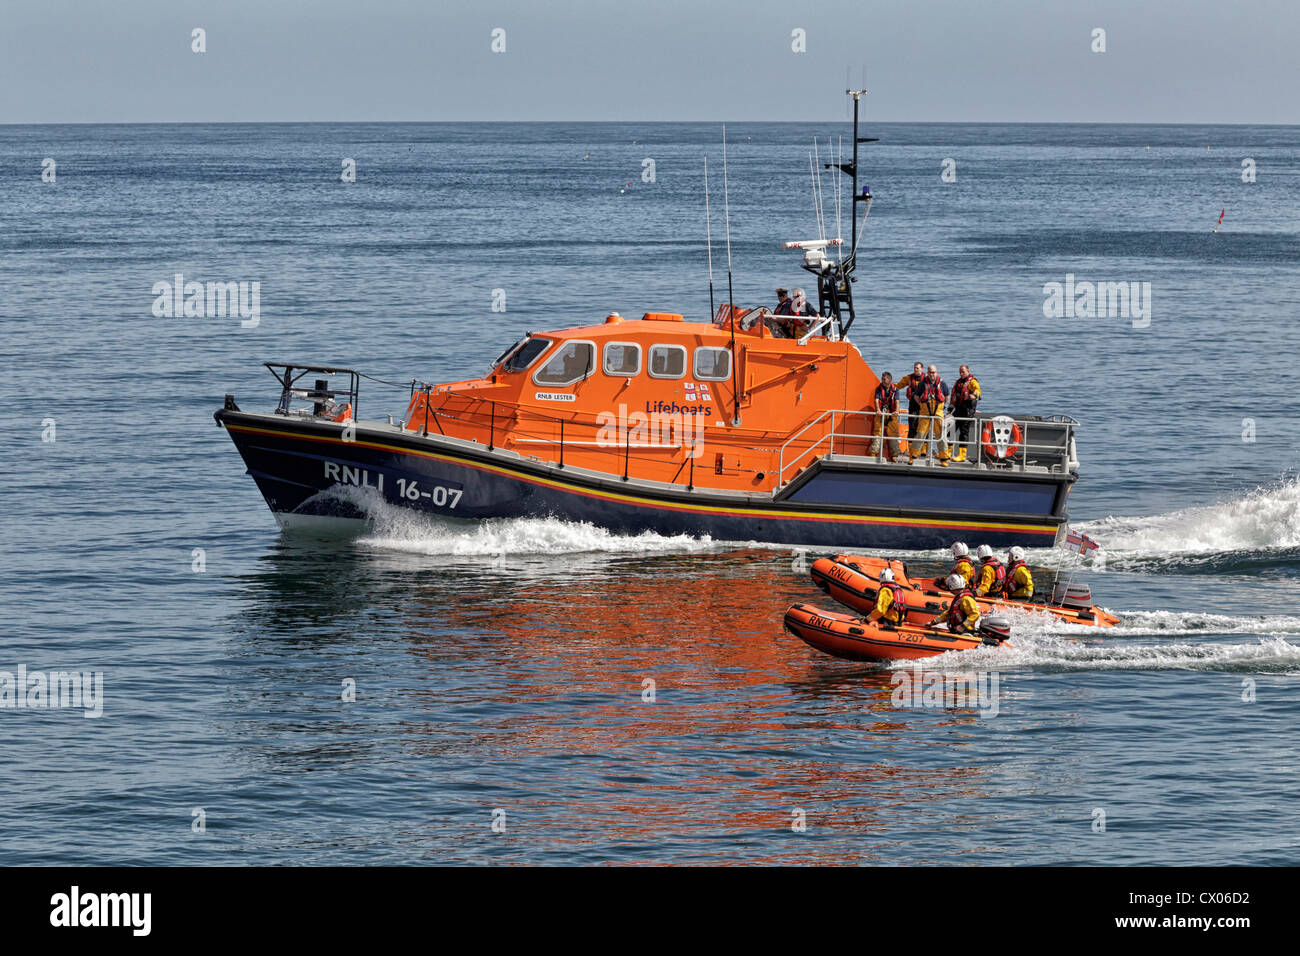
[788,288,814,338]
[942,542,975,589]
[869,372,902,460]
[932,573,982,634]
[910,365,950,463]
[868,567,907,626]
[895,362,926,456]
[764,289,794,337]
[948,365,982,462]
[1002,546,1034,599]
[973,544,1006,597]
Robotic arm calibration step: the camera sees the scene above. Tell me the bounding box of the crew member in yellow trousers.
[868,372,902,460]
[910,365,950,464]
[947,365,982,462]
[895,362,926,456]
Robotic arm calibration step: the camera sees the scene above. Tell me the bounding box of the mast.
[790,89,877,340]
[722,125,740,426]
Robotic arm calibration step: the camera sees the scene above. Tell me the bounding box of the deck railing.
[777,409,1077,485]
[409,391,1075,494]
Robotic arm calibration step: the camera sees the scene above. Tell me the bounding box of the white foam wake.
[292,483,718,557]
[1077,477,1300,554]
[361,514,717,558]
[989,605,1300,637]
[894,631,1300,673]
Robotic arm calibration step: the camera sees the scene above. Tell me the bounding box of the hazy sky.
[2,0,1296,124]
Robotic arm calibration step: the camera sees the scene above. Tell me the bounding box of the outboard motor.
[1052,581,1093,609]
[978,615,1012,643]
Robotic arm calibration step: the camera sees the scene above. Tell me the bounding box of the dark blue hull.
[215,411,1072,550]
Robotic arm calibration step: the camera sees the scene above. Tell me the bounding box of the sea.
[2,121,1299,865]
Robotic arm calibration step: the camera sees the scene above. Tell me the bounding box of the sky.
[1,0,1296,124]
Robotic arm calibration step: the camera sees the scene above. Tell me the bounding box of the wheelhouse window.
[491,337,526,370]
[603,342,641,377]
[501,337,551,373]
[533,341,594,387]
[648,344,687,379]
[694,347,731,381]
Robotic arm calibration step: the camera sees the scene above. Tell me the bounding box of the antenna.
[833,136,844,263]
[704,157,715,318]
[722,124,739,427]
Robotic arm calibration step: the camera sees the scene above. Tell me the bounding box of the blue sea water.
[2,121,1299,865]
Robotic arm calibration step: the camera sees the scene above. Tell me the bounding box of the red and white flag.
[1061,528,1100,555]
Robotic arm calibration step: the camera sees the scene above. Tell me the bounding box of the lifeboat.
[810,554,1120,627]
[784,603,1009,662]
[213,91,1083,547]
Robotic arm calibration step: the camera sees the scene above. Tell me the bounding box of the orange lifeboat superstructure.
[404,309,878,495]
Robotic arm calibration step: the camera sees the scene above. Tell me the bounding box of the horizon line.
[3,119,1298,128]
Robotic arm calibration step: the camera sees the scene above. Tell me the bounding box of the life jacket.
[1002,559,1030,596]
[944,588,977,631]
[875,382,898,413]
[952,375,979,407]
[951,556,974,584]
[774,300,793,316]
[915,375,944,406]
[880,582,905,622]
[981,557,1006,593]
[904,374,926,403]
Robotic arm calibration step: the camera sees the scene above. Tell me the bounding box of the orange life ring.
[981,418,1021,460]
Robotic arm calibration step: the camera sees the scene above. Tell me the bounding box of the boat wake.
[361,514,717,558]
[303,485,720,558]
[996,605,1300,637]
[1071,478,1300,574]
[893,630,1300,674]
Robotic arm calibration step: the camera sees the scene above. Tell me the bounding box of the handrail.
[776,409,1076,485]
[410,390,1075,492]
[416,392,711,488]
[268,363,360,419]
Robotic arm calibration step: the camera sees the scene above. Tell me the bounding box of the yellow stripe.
[226,421,1060,534]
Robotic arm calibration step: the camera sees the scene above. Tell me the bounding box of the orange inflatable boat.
[810,554,1120,627]
[784,603,1009,662]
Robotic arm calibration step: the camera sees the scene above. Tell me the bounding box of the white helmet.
[976,544,994,560]
[1008,546,1025,562]
[951,542,970,558]
[946,573,967,591]
[879,568,895,582]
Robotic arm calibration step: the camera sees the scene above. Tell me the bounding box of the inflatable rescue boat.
[784,603,1011,662]
[810,554,1119,627]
